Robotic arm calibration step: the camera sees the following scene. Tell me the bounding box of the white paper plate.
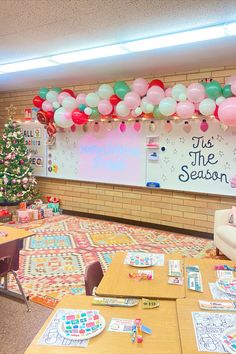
[221,326,236,353]
[58,311,106,340]
[216,279,236,296]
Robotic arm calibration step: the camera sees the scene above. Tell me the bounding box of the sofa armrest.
[214,209,230,229]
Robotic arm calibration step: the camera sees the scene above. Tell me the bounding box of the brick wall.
[0,66,236,233]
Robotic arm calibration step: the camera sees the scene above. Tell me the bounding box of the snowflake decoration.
[173,149,178,154]
[162,174,167,181]
[179,137,185,143]
[216,135,223,142]
[219,151,224,157]
[171,166,175,173]
[224,162,231,170]
[163,157,170,164]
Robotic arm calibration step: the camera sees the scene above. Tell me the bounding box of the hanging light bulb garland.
[120,121,126,133]
[149,120,156,132]
[200,119,209,132]
[164,120,172,133]
[133,120,141,132]
[183,121,192,133]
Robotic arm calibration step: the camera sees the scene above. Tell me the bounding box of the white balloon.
[46,90,58,103]
[54,107,73,128]
[216,96,226,105]
[172,84,187,101]
[116,101,130,117]
[84,107,92,115]
[199,98,216,116]
[159,97,177,116]
[98,84,114,99]
[62,96,77,112]
[86,93,100,107]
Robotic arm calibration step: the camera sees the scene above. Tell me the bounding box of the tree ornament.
[183,121,192,133]
[120,121,126,133]
[134,120,141,132]
[93,122,100,132]
[200,119,209,132]
[164,120,173,133]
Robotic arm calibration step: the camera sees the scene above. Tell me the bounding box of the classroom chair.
[84,261,104,296]
[0,240,30,311]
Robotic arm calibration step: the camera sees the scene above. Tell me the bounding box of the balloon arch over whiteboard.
[32,75,236,138]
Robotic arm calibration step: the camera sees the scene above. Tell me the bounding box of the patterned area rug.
[9,215,223,308]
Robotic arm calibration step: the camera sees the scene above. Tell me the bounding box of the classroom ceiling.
[0,0,236,92]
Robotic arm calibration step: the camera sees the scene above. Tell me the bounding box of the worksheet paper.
[38,309,88,347]
[192,312,236,352]
[209,283,236,300]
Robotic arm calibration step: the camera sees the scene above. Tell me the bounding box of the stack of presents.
[0,197,61,224]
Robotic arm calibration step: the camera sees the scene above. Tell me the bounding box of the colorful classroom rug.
[9,214,223,308]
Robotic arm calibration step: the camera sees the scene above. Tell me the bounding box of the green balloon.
[78,104,86,112]
[39,87,49,99]
[114,81,130,99]
[52,87,62,93]
[90,107,99,120]
[223,84,233,98]
[205,80,222,99]
[153,105,164,119]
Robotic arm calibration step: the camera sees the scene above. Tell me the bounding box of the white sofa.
[214,209,236,260]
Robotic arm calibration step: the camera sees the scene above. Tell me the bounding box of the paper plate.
[58,310,106,340]
[216,279,236,296]
[221,326,236,353]
[126,253,157,267]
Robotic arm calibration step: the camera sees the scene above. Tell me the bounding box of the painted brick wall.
[0,66,235,233]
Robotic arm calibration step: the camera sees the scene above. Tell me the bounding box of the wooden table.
[184,258,236,299]
[0,225,33,245]
[176,298,236,354]
[96,252,185,299]
[0,225,34,301]
[24,295,182,354]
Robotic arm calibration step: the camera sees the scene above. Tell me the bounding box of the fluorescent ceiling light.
[0,58,57,73]
[51,44,129,64]
[0,21,235,74]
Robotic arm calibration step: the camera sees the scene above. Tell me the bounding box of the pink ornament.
[70,124,76,132]
[120,121,126,133]
[176,101,195,119]
[218,97,236,126]
[183,121,192,133]
[231,175,236,188]
[93,122,100,132]
[200,119,209,132]
[164,120,172,133]
[133,120,141,132]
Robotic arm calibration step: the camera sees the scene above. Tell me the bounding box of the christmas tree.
[0,105,38,203]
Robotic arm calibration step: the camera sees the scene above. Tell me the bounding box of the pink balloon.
[98,99,113,115]
[124,92,141,109]
[42,100,53,112]
[176,101,195,119]
[187,83,205,103]
[131,78,149,97]
[76,93,86,105]
[57,92,70,105]
[165,88,172,97]
[218,97,236,126]
[231,82,236,96]
[146,86,165,105]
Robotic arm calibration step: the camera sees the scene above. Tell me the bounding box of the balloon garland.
[33,76,236,138]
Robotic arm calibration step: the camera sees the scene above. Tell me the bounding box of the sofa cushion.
[216,225,236,248]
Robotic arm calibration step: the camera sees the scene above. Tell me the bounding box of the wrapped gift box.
[0,209,12,223]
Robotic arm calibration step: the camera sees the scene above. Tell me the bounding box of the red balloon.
[33,95,44,109]
[214,106,219,120]
[149,79,165,90]
[62,89,75,98]
[45,111,54,123]
[109,94,121,106]
[47,123,57,137]
[72,109,89,125]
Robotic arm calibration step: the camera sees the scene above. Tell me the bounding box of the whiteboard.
[27,118,236,197]
[146,119,236,196]
[47,122,147,186]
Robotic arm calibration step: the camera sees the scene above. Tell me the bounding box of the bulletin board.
[22,119,236,197]
[20,121,47,177]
